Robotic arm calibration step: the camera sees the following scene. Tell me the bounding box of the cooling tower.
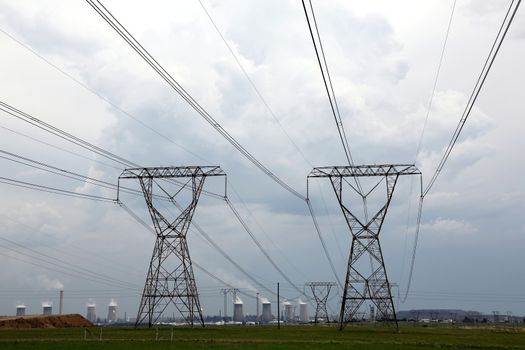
[299,301,308,323]
[233,297,244,322]
[107,299,117,323]
[261,300,272,323]
[87,302,96,323]
[283,301,293,321]
[42,302,52,316]
[16,304,26,316]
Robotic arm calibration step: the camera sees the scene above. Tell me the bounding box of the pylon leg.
[135,176,205,327]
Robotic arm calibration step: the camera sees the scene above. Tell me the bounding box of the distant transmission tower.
[118,166,226,327]
[308,164,421,331]
[305,282,337,323]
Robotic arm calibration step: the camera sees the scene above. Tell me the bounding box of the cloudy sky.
[0,0,524,320]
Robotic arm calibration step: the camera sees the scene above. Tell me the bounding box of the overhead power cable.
[0,148,172,202]
[423,0,521,196]
[0,236,140,289]
[400,0,456,304]
[197,0,313,169]
[0,175,115,203]
[0,100,298,299]
[2,12,342,298]
[85,0,305,201]
[306,199,343,289]
[401,0,521,303]
[301,0,363,195]
[0,27,206,164]
[120,198,277,298]
[225,197,306,297]
[0,101,224,200]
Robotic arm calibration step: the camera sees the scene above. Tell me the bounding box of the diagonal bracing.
[118,166,226,327]
[308,164,420,331]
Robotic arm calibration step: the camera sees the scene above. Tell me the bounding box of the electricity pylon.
[118,166,226,327]
[308,164,421,331]
[305,282,337,323]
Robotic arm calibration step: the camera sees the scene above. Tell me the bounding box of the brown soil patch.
[0,314,93,328]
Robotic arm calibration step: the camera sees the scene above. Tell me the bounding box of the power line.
[0,148,173,202]
[400,0,521,303]
[119,197,277,298]
[0,175,115,203]
[85,0,305,201]
[225,197,306,297]
[423,0,521,196]
[0,101,224,200]
[400,0,457,304]
[306,199,343,289]
[0,27,207,165]
[0,236,140,290]
[197,0,313,169]
[301,0,363,196]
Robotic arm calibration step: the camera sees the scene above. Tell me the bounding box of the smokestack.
[16,304,26,317]
[59,290,64,315]
[256,293,259,322]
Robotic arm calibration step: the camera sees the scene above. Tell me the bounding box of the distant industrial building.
[86,302,96,323]
[16,304,26,316]
[233,297,244,322]
[107,299,117,323]
[299,300,308,323]
[261,299,272,323]
[42,302,52,316]
[283,301,293,321]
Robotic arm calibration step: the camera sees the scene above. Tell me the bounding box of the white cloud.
[421,218,478,235]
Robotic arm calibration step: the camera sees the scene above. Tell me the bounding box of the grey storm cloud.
[0,0,523,318]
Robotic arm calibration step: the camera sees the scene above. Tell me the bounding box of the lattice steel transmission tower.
[308,164,421,330]
[118,166,226,327]
[305,282,337,323]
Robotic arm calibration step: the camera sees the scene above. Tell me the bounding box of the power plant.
[42,302,52,316]
[233,297,244,323]
[86,302,96,323]
[261,298,272,323]
[107,299,117,323]
[283,301,293,321]
[299,300,308,323]
[16,304,26,316]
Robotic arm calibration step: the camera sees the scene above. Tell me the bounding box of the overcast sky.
[0,0,524,320]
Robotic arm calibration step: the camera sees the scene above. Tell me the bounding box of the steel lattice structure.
[118,166,226,327]
[305,282,337,323]
[308,164,421,330]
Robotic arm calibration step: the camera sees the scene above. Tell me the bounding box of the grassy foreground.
[1,323,525,349]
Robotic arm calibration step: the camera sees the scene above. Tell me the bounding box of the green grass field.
[1,324,525,349]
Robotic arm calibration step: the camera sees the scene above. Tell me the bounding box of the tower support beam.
[118,166,226,327]
[306,282,336,323]
[308,164,421,331]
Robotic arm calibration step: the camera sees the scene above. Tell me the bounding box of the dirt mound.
[0,314,93,328]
